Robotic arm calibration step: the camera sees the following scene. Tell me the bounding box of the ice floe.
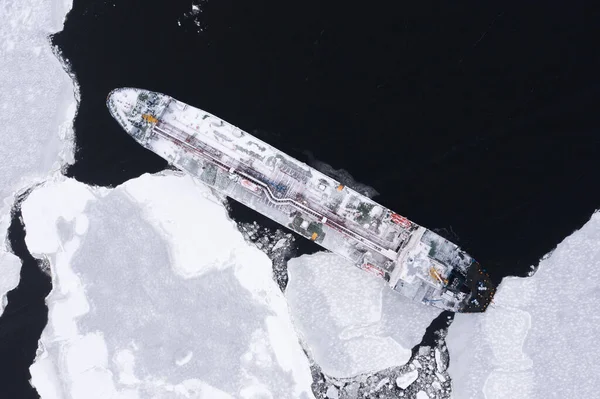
[447,211,600,399]
[0,251,21,314]
[286,251,441,378]
[0,0,75,314]
[396,369,419,389]
[25,172,314,398]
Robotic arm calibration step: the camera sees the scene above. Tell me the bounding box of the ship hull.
[107,87,496,312]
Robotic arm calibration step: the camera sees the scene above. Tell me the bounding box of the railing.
[152,122,397,261]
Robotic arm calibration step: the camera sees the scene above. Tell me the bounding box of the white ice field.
[286,252,441,378]
[0,0,76,315]
[21,170,440,398]
[24,173,315,398]
[447,211,600,399]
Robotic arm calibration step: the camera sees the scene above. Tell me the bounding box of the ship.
[107,87,495,312]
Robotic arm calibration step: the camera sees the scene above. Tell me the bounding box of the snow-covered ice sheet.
[25,172,314,399]
[447,211,600,399]
[0,0,75,315]
[286,252,441,378]
[0,251,21,314]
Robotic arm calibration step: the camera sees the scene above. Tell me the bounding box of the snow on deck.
[25,172,314,399]
[447,210,600,399]
[0,0,75,316]
[158,97,410,249]
[286,252,441,378]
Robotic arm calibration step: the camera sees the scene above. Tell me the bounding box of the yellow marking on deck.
[142,114,158,124]
[429,267,448,284]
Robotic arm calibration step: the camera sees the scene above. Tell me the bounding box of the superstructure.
[108,87,495,312]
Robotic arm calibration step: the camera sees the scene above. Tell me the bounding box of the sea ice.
[447,211,600,399]
[396,369,419,389]
[25,172,314,398]
[0,251,21,314]
[0,0,75,314]
[286,251,441,378]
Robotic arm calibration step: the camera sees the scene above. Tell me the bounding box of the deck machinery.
[107,87,495,312]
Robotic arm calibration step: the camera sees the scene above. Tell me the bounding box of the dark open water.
[2,0,599,396]
[52,0,600,281]
[0,193,52,399]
